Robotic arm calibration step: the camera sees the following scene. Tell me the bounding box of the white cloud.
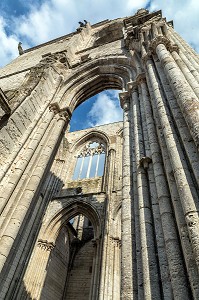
[0,0,198,65]
[0,17,19,67]
[87,91,123,127]
[148,0,199,52]
[14,0,150,46]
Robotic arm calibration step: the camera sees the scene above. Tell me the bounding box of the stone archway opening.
[69,89,123,132]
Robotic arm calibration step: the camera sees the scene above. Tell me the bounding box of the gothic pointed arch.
[42,199,102,243]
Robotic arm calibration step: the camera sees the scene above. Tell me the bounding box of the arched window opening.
[73,141,106,180]
[69,90,123,132]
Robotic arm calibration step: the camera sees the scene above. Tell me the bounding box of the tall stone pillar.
[139,68,191,299]
[144,45,199,274]
[119,92,135,300]
[130,82,161,300]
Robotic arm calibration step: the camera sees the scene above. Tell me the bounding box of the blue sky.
[0,0,198,131]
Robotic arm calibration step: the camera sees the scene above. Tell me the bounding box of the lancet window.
[73,141,106,180]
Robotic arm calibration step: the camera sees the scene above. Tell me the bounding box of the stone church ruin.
[0,8,199,300]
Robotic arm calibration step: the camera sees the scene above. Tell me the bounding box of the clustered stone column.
[128,19,199,299]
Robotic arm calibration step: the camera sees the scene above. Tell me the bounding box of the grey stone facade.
[0,8,199,299]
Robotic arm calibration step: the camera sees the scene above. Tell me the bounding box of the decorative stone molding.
[37,239,55,251]
[139,156,152,169]
[9,50,69,109]
[149,36,179,55]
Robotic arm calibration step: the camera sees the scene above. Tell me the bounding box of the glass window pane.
[97,153,105,176]
[80,156,90,179]
[73,157,82,180]
[89,154,98,178]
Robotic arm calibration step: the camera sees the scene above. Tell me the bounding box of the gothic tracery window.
[73,141,106,180]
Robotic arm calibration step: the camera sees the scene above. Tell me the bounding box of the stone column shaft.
[156,122,199,299]
[155,42,199,149]
[142,69,190,299]
[138,79,172,299]
[153,55,199,188]
[169,34,199,84]
[170,28,199,68]
[131,86,161,300]
[99,148,118,300]
[171,51,199,98]
[129,101,142,299]
[146,56,199,275]
[120,97,134,300]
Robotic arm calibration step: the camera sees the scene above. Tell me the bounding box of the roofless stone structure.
[0,8,199,300]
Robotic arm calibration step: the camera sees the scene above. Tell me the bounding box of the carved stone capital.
[37,239,55,251]
[139,156,152,169]
[119,91,130,110]
[149,36,171,54]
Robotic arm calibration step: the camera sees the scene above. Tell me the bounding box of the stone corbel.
[37,239,55,251]
[139,156,152,169]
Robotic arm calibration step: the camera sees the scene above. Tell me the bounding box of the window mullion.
[95,154,100,177]
[86,155,92,178]
[79,156,84,179]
